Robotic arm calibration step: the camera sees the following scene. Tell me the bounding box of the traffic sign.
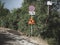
[47,1,52,5]
[29,5,35,11]
[29,11,35,15]
[28,17,35,24]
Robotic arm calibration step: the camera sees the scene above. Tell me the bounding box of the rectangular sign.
[29,11,35,15]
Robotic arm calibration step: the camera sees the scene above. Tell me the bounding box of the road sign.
[29,5,35,11]
[28,17,35,25]
[29,11,35,15]
[47,1,52,5]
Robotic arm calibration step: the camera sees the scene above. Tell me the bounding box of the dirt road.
[0,28,48,45]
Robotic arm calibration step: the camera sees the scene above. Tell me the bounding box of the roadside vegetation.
[0,0,60,45]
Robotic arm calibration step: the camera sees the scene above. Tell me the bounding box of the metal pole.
[45,5,49,26]
[31,24,32,36]
[30,15,33,37]
[48,5,49,16]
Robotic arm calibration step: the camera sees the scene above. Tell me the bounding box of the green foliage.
[19,0,60,45]
[0,0,60,45]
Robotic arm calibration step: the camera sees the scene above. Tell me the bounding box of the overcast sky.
[0,0,23,10]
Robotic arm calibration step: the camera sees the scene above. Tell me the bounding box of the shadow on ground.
[7,30,21,36]
[0,33,16,45]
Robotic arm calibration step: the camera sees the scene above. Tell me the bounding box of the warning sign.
[28,17,35,25]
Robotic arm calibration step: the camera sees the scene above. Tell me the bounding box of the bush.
[47,38,57,45]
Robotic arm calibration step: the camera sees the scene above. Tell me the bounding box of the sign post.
[28,5,35,37]
[45,1,52,26]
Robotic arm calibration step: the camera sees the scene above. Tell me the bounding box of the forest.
[0,0,60,45]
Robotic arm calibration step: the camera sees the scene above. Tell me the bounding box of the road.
[0,28,48,45]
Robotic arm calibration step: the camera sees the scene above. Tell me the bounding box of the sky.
[0,0,23,10]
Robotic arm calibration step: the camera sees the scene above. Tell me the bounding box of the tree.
[18,0,60,45]
[0,1,10,27]
[0,1,10,17]
[17,0,48,36]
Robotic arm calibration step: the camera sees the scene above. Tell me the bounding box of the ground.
[0,27,48,45]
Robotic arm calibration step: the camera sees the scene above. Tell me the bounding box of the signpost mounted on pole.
[45,1,52,25]
[28,5,35,37]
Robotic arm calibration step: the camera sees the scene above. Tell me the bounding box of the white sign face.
[29,11,35,15]
[29,5,35,11]
[47,1,52,5]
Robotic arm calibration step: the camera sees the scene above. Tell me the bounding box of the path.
[0,27,48,45]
